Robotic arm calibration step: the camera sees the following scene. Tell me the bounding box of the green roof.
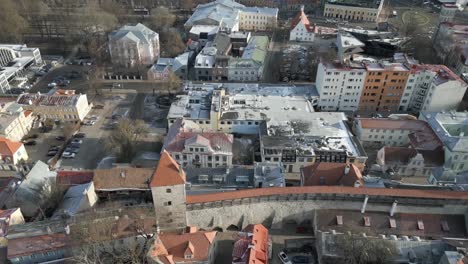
[242,36,268,64]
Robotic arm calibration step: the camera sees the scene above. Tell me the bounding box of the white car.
[62,152,76,159]
[84,120,95,126]
[71,139,83,144]
[278,251,292,264]
[47,82,57,88]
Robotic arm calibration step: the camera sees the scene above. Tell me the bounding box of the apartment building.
[323,0,384,22]
[0,101,33,142]
[420,111,468,177]
[16,90,91,122]
[108,23,160,68]
[315,62,366,111]
[403,64,467,112]
[0,137,28,165]
[239,6,278,31]
[358,63,410,112]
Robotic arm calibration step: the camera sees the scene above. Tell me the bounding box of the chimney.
[120,170,126,178]
[390,200,398,216]
[300,5,304,12]
[361,195,369,213]
[344,164,350,175]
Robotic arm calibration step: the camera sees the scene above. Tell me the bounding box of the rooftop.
[93,167,154,191]
[232,224,269,264]
[420,111,468,152]
[7,233,69,258]
[149,228,217,263]
[109,23,158,45]
[290,8,314,32]
[56,170,94,186]
[381,146,445,167]
[301,163,363,187]
[326,0,382,9]
[408,64,464,86]
[0,137,22,157]
[316,209,466,239]
[150,151,186,187]
[365,62,409,72]
[16,92,84,107]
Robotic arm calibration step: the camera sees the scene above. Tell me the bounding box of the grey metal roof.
[109,23,158,45]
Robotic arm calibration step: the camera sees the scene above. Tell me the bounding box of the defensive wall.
[185,187,468,230]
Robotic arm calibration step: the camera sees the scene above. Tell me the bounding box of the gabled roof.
[150,230,217,263]
[150,151,186,187]
[109,23,158,45]
[301,163,363,187]
[56,170,94,186]
[94,167,153,191]
[290,9,314,32]
[0,137,22,156]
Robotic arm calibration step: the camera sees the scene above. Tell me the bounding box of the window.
[163,201,172,206]
[166,188,171,193]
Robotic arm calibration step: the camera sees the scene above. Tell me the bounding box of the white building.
[0,44,42,93]
[323,0,384,22]
[403,64,467,112]
[315,62,366,111]
[0,137,28,165]
[420,111,468,176]
[16,90,91,122]
[108,23,160,68]
[228,36,268,81]
[0,100,34,142]
[185,0,278,32]
[289,6,315,42]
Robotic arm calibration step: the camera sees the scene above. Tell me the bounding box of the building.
[0,44,42,93]
[148,52,190,81]
[316,61,466,113]
[147,227,217,264]
[377,147,444,178]
[403,64,467,112]
[323,0,384,22]
[93,167,154,202]
[0,100,33,142]
[315,62,366,111]
[0,208,25,226]
[228,36,268,81]
[420,111,468,182]
[184,162,284,194]
[232,224,270,263]
[108,23,160,68]
[289,6,315,42]
[163,119,233,168]
[336,32,365,63]
[300,163,363,187]
[150,152,187,231]
[358,62,410,112]
[51,182,97,219]
[185,0,278,32]
[7,233,70,264]
[167,83,319,134]
[433,22,468,76]
[0,137,28,165]
[439,4,458,23]
[16,90,91,122]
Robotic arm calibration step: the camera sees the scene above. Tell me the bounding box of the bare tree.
[106,118,149,162]
[161,30,186,57]
[334,232,398,264]
[0,0,28,42]
[164,72,182,96]
[37,180,66,219]
[149,7,176,32]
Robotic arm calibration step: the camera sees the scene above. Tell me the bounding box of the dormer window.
[185,254,193,259]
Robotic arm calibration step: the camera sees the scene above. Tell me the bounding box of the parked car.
[47,82,57,88]
[83,120,95,126]
[24,140,36,146]
[292,256,311,264]
[55,136,65,141]
[58,80,70,87]
[62,152,76,159]
[73,133,86,138]
[65,147,79,154]
[49,146,60,151]
[278,252,293,264]
[89,115,98,120]
[47,151,58,157]
[27,134,39,139]
[92,104,104,109]
[71,139,83,144]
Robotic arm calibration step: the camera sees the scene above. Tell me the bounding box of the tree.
[334,232,398,264]
[38,180,66,219]
[149,7,176,32]
[165,72,182,96]
[106,119,149,162]
[0,0,28,42]
[161,30,186,57]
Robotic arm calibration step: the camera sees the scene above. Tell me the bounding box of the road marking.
[401,10,430,26]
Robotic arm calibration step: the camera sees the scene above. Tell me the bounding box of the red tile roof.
[56,170,94,186]
[301,163,363,187]
[186,186,468,204]
[23,110,32,117]
[93,167,153,190]
[150,151,186,187]
[290,9,314,32]
[0,137,23,157]
[244,224,269,264]
[150,230,217,263]
[7,233,69,258]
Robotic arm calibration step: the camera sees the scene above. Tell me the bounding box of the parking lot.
[24,92,136,170]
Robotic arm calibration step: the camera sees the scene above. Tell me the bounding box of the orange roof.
[290,9,314,32]
[151,231,217,262]
[301,163,363,187]
[0,137,23,157]
[150,151,186,187]
[23,110,32,117]
[244,224,269,264]
[186,186,468,204]
[357,118,430,130]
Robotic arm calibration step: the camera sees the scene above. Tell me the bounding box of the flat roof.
[421,111,468,152]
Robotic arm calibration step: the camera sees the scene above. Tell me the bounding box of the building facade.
[323,0,384,22]
[0,137,28,165]
[108,23,160,68]
[0,101,33,142]
[289,6,315,42]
